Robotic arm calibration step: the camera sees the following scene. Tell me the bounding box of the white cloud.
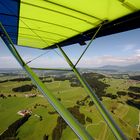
[77,54,140,67]
[28,57,70,68]
[0,56,20,68]
[1,52,140,68]
[0,54,71,68]
[135,49,140,57]
[122,44,136,52]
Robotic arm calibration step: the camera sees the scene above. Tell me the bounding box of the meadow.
[0,74,139,140]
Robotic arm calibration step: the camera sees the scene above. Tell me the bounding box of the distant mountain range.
[0,63,140,73]
[98,63,140,71]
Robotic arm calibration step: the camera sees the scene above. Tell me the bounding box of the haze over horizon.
[0,28,140,69]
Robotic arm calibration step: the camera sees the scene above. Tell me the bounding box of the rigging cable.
[26,50,50,64]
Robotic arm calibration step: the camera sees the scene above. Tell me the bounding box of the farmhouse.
[17,110,32,117]
[25,94,36,98]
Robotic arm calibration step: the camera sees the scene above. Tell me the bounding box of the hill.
[98,63,140,72]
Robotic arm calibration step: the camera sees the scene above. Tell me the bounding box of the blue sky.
[0,28,140,68]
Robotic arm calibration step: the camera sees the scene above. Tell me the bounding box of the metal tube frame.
[57,46,127,140]
[31,67,72,72]
[0,23,93,140]
[74,24,102,67]
[0,22,127,140]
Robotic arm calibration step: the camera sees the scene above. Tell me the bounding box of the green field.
[103,77,140,94]
[0,76,139,140]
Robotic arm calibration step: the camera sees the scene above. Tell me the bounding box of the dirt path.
[101,123,108,140]
[137,111,140,132]
[85,121,105,130]
[86,121,107,140]
[117,105,129,119]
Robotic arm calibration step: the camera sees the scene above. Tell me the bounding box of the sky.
[0,28,140,68]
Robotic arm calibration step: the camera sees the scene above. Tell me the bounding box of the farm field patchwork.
[0,74,140,140]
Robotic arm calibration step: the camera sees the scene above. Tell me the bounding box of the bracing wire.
[53,48,72,65]
[74,24,102,67]
[53,49,64,59]
[26,50,50,64]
